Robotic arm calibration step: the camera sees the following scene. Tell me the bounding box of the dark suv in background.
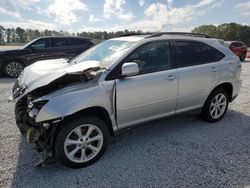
[224,41,248,61]
[0,36,94,77]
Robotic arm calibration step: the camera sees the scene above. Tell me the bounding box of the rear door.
[49,37,74,59]
[115,41,178,128]
[50,38,94,59]
[174,40,225,113]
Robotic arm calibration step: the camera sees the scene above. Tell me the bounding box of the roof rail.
[146,32,212,38]
[118,32,153,37]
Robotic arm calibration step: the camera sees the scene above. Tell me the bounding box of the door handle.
[210,67,217,72]
[165,75,177,81]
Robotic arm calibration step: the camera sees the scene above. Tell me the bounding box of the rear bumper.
[231,80,242,101]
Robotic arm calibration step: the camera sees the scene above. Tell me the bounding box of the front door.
[115,41,178,128]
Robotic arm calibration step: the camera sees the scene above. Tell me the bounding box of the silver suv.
[11,32,242,168]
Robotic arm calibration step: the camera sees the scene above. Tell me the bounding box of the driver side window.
[30,39,47,50]
[127,41,172,75]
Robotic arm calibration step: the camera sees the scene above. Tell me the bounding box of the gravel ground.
[0,62,250,188]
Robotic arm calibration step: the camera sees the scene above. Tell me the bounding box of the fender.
[35,80,117,130]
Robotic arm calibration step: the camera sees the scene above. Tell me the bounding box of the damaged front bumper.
[14,96,62,154]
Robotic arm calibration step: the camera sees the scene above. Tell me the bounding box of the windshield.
[70,39,137,68]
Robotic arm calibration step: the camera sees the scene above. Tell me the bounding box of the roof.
[147,32,211,38]
[111,35,148,42]
[38,36,91,40]
[118,32,211,39]
[113,32,215,43]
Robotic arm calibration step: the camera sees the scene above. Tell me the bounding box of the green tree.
[0,25,5,44]
[6,28,11,43]
[16,27,26,43]
[192,23,250,46]
[11,28,16,43]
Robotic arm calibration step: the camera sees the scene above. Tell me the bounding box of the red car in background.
[224,41,248,61]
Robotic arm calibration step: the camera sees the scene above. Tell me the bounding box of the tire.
[4,60,24,78]
[201,88,229,122]
[54,116,110,168]
[240,53,246,61]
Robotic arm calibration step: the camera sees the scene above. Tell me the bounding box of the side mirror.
[121,62,139,77]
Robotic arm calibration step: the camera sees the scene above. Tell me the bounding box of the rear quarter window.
[200,42,225,63]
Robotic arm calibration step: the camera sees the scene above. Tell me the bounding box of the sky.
[0,0,250,33]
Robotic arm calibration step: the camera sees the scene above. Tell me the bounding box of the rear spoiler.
[217,39,225,45]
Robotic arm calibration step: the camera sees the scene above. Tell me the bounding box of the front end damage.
[15,95,61,166]
[15,94,62,144]
[12,63,102,166]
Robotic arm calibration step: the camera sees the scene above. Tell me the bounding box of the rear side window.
[174,40,225,68]
[174,41,202,67]
[51,38,70,47]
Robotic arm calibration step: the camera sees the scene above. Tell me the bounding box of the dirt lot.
[0,62,250,188]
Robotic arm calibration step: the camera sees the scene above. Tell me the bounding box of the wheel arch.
[207,82,233,103]
[59,106,115,137]
[51,106,114,159]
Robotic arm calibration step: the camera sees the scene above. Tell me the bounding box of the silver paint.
[14,35,242,133]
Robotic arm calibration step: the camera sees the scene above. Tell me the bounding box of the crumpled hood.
[19,58,100,93]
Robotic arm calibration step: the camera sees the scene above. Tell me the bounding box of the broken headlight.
[28,100,48,119]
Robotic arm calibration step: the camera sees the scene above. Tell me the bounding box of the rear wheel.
[54,116,110,168]
[240,53,246,61]
[201,88,229,122]
[4,60,24,78]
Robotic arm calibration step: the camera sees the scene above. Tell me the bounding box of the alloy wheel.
[64,124,104,163]
[209,93,227,119]
[6,61,23,77]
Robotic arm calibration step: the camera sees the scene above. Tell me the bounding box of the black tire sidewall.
[202,88,229,122]
[4,60,24,78]
[54,116,110,168]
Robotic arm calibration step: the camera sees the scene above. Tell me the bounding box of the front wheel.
[54,116,110,168]
[201,88,229,122]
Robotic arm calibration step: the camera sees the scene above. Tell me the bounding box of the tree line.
[192,23,250,46]
[0,26,143,45]
[0,23,249,46]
